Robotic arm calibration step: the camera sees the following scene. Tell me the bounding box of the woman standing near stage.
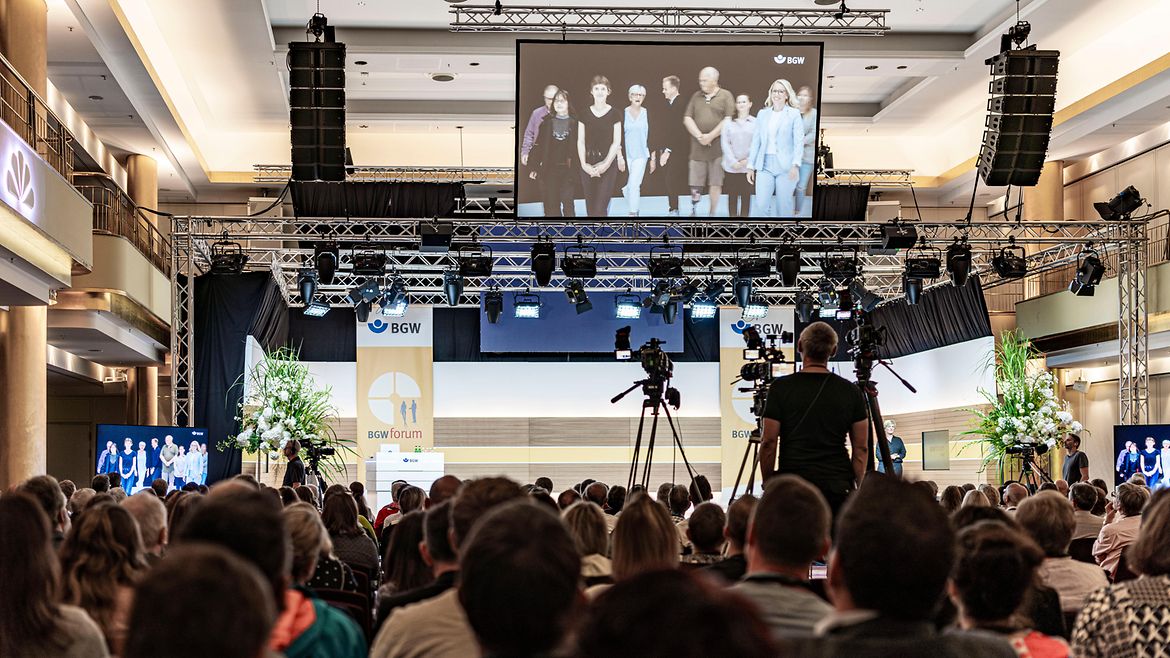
[618,84,653,217]
[746,79,803,218]
[794,86,818,216]
[720,93,756,217]
[577,75,622,217]
[1141,436,1162,488]
[529,89,579,217]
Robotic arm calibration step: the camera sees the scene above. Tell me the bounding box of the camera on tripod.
[738,325,791,383]
[846,312,886,362]
[1005,441,1050,458]
[615,326,674,382]
[305,441,336,462]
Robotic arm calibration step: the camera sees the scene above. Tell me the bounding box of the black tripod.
[729,384,768,504]
[612,378,697,492]
[1014,449,1054,492]
[854,355,916,477]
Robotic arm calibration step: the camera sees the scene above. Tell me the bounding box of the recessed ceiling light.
[354,60,368,66]
[896,65,908,70]
[359,124,369,129]
[469,62,480,67]
[430,73,457,82]
[88,95,103,101]
[864,65,879,70]
[813,0,838,4]
[87,349,102,353]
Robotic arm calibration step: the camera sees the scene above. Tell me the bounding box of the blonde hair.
[765,78,799,109]
[283,502,330,583]
[798,322,838,363]
[611,494,679,580]
[562,501,609,557]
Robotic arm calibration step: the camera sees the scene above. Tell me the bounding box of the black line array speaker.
[289,40,346,182]
[978,46,1059,187]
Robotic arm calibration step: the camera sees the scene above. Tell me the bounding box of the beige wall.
[72,234,171,323]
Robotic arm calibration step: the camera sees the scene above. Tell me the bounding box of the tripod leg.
[862,386,895,476]
[661,403,699,485]
[746,440,759,495]
[641,403,661,490]
[628,402,649,492]
[729,434,754,504]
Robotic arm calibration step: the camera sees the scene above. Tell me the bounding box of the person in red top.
[372,480,409,536]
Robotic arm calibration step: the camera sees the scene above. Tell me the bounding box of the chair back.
[1068,537,1096,563]
[315,587,372,640]
[1113,550,1138,583]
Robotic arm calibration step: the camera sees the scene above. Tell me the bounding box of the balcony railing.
[0,52,75,180]
[75,173,171,276]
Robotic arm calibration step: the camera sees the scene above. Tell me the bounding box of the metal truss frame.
[169,215,1149,426]
[448,6,891,35]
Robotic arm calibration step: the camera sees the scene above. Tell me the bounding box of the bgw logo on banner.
[368,319,422,334]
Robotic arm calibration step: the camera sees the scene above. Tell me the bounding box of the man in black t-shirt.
[282,439,306,488]
[1061,434,1089,484]
[760,322,869,517]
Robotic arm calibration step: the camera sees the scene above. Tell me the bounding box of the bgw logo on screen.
[367,319,422,334]
[773,54,806,65]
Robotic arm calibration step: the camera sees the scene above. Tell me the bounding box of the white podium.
[365,446,445,510]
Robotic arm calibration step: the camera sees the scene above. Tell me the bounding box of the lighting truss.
[449,6,890,35]
[252,164,513,185]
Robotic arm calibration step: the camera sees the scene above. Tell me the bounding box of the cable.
[908,183,924,222]
[245,179,292,217]
[963,170,979,225]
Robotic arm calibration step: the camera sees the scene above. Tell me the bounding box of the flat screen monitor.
[1113,425,1170,490]
[516,40,824,219]
[95,424,209,494]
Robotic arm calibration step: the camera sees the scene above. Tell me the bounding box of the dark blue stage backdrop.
[1113,424,1170,489]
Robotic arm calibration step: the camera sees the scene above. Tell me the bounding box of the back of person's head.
[1069,482,1098,511]
[124,544,276,658]
[1014,490,1074,556]
[349,481,371,518]
[423,500,456,564]
[557,488,581,510]
[668,484,691,516]
[951,505,1015,530]
[1004,482,1029,506]
[59,479,77,501]
[1089,478,1109,493]
[1117,482,1151,517]
[450,477,525,551]
[428,475,462,506]
[750,475,829,569]
[321,489,361,536]
[110,487,128,502]
[16,475,65,529]
[398,485,426,514]
[323,483,348,500]
[175,488,290,611]
[233,473,261,490]
[578,570,776,658]
[460,500,580,656]
[798,321,838,362]
[391,480,408,502]
[151,479,168,499]
[688,475,713,505]
[585,481,608,506]
[951,521,1044,624]
[686,503,725,554]
[282,502,328,583]
[166,490,204,537]
[912,480,937,500]
[833,475,954,620]
[606,485,627,513]
[382,510,430,592]
[69,488,96,515]
[122,491,167,552]
[1128,473,1147,486]
[612,494,679,580]
[0,494,63,654]
[1037,482,1057,493]
[979,484,1000,507]
[278,486,298,506]
[531,489,559,513]
[939,485,964,514]
[961,483,976,493]
[294,485,314,505]
[534,476,554,492]
[656,482,673,503]
[1130,490,1170,576]
[59,501,148,639]
[961,489,990,508]
[107,471,122,488]
[563,501,609,557]
[91,474,110,493]
[725,494,757,550]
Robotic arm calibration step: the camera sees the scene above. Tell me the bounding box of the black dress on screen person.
[578,104,621,217]
[652,86,690,213]
[529,111,579,217]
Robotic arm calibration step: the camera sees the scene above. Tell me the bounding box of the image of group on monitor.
[96,434,208,494]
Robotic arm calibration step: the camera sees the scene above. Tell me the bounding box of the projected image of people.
[1141,436,1163,488]
[96,426,209,494]
[515,41,823,219]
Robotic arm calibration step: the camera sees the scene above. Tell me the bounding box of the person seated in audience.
[940,485,964,514]
[578,569,776,657]
[604,491,680,595]
[0,494,109,658]
[1089,479,1110,515]
[284,502,358,593]
[121,491,168,564]
[164,489,203,537]
[59,499,148,654]
[17,474,70,550]
[373,479,409,535]
[91,473,110,493]
[1069,482,1104,541]
[950,520,1070,656]
[323,489,382,588]
[461,500,582,657]
[124,544,275,658]
[375,500,459,631]
[555,487,580,510]
[563,501,613,586]
[383,485,425,539]
[379,510,432,599]
[59,478,77,503]
[106,471,122,491]
[1038,482,1058,493]
[534,476,554,492]
[778,476,1016,657]
[327,483,377,544]
[150,478,168,499]
[69,487,96,516]
[109,487,127,502]
[1094,481,1150,577]
[428,474,462,508]
[1016,490,1108,615]
[1055,479,1070,497]
[278,485,298,506]
[682,502,726,565]
[584,481,616,531]
[668,484,693,552]
[732,476,832,638]
[1003,481,1029,513]
[606,484,626,516]
[656,482,674,505]
[705,494,756,583]
[689,474,715,505]
[349,480,373,520]
[530,487,560,512]
[294,484,315,505]
[1073,490,1170,656]
[177,486,365,657]
[962,488,991,508]
[371,477,524,658]
[979,483,1001,507]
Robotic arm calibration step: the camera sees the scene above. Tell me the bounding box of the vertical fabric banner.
[356,307,434,483]
[718,307,795,493]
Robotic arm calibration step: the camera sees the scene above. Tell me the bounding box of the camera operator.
[759,322,869,518]
[282,439,305,488]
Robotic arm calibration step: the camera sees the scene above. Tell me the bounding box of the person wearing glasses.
[747,79,804,218]
[528,89,579,217]
[577,75,622,217]
[521,84,559,168]
[617,84,654,217]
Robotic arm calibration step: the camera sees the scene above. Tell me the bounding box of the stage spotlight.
[736,249,774,279]
[879,222,919,250]
[733,277,752,308]
[794,292,817,323]
[703,278,726,301]
[848,280,882,313]
[817,280,839,316]
[531,241,556,286]
[457,245,494,278]
[210,240,248,274]
[742,298,768,321]
[776,245,801,287]
[298,269,318,304]
[514,291,543,319]
[648,245,684,279]
[820,253,858,281]
[903,276,924,306]
[493,0,502,15]
[615,292,642,319]
[904,253,941,280]
[1069,248,1105,296]
[314,243,339,284]
[351,250,387,277]
[303,300,331,317]
[484,288,503,324]
[833,1,849,21]
[355,300,372,323]
[646,280,673,309]
[946,238,973,288]
[379,276,408,317]
[1094,185,1144,221]
[691,298,717,319]
[345,279,382,305]
[562,244,598,279]
[992,241,1028,279]
[442,270,463,307]
[662,300,679,324]
[564,280,593,314]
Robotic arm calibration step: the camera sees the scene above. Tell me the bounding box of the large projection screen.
[516,40,824,220]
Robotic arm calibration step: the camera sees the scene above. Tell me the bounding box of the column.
[126,153,161,425]
[0,0,48,96]
[125,154,159,211]
[135,366,158,425]
[1,305,47,487]
[1021,160,1064,299]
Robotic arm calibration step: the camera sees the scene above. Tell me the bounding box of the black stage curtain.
[869,275,993,359]
[388,183,463,218]
[288,307,357,361]
[290,181,463,218]
[432,308,718,362]
[194,272,288,483]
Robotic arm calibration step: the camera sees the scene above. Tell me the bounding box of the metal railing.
[0,53,74,180]
[75,173,171,276]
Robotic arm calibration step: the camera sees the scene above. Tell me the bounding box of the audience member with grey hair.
[1017,490,1108,614]
[1094,482,1150,576]
[121,491,168,562]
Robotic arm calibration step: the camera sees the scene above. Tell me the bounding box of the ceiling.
[44,0,1170,204]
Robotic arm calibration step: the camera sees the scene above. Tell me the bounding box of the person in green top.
[683,66,735,217]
